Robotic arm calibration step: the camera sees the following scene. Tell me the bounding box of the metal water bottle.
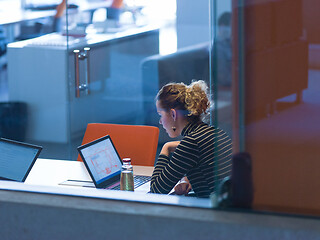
[120,158,134,191]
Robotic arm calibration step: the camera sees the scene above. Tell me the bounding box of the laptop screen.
[0,138,42,182]
[78,135,123,186]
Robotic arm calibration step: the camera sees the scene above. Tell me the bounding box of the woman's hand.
[160,141,181,156]
[174,177,192,196]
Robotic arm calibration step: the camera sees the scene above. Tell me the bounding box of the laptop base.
[59,179,95,188]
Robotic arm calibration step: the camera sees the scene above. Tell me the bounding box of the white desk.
[25,158,154,193]
[1,158,211,210]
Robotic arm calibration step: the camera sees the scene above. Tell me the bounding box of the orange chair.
[77,123,159,166]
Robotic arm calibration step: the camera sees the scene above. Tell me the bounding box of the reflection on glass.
[1,0,171,160]
[231,0,320,216]
[215,8,233,138]
[2,0,318,218]
[1,0,235,201]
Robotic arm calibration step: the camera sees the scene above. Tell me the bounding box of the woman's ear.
[170,109,177,121]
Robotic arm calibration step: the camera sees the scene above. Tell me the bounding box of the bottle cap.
[123,158,131,163]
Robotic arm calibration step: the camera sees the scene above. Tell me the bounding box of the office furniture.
[0,101,27,141]
[231,152,254,208]
[77,123,159,166]
[0,1,111,26]
[7,25,159,150]
[0,0,111,43]
[239,0,308,123]
[303,0,320,44]
[230,0,318,215]
[25,158,92,187]
[17,0,67,40]
[25,158,154,193]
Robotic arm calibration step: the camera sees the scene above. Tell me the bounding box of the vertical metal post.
[83,47,90,95]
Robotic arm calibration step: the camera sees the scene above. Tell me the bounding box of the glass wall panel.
[65,0,175,159]
[65,0,233,199]
[5,0,319,217]
[1,0,233,201]
[210,0,234,205]
[1,0,72,159]
[211,0,233,136]
[230,0,320,216]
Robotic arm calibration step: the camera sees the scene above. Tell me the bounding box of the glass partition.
[1,0,319,218]
[229,0,320,216]
[0,0,72,158]
[65,0,175,159]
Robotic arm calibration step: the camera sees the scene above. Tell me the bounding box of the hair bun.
[156,80,211,122]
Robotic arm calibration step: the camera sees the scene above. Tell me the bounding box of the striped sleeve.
[150,137,199,194]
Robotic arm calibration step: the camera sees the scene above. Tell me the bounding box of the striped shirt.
[150,121,233,198]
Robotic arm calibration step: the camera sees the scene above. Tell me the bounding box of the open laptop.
[0,138,42,182]
[72,135,151,191]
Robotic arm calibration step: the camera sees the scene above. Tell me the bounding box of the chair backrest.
[77,123,159,166]
[217,152,254,209]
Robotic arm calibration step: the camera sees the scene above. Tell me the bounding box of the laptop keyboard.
[111,175,151,190]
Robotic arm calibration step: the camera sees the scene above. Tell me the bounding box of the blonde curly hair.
[156,80,211,122]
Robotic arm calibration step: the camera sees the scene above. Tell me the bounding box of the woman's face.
[156,100,177,138]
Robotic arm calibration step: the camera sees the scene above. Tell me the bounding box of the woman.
[150,80,232,198]
[107,0,124,22]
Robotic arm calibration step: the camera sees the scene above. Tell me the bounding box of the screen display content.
[79,137,122,184]
[0,139,41,182]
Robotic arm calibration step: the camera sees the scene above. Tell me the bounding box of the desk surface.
[1,158,211,209]
[7,24,159,51]
[25,158,154,193]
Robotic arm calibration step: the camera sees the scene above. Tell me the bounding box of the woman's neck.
[176,118,190,136]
